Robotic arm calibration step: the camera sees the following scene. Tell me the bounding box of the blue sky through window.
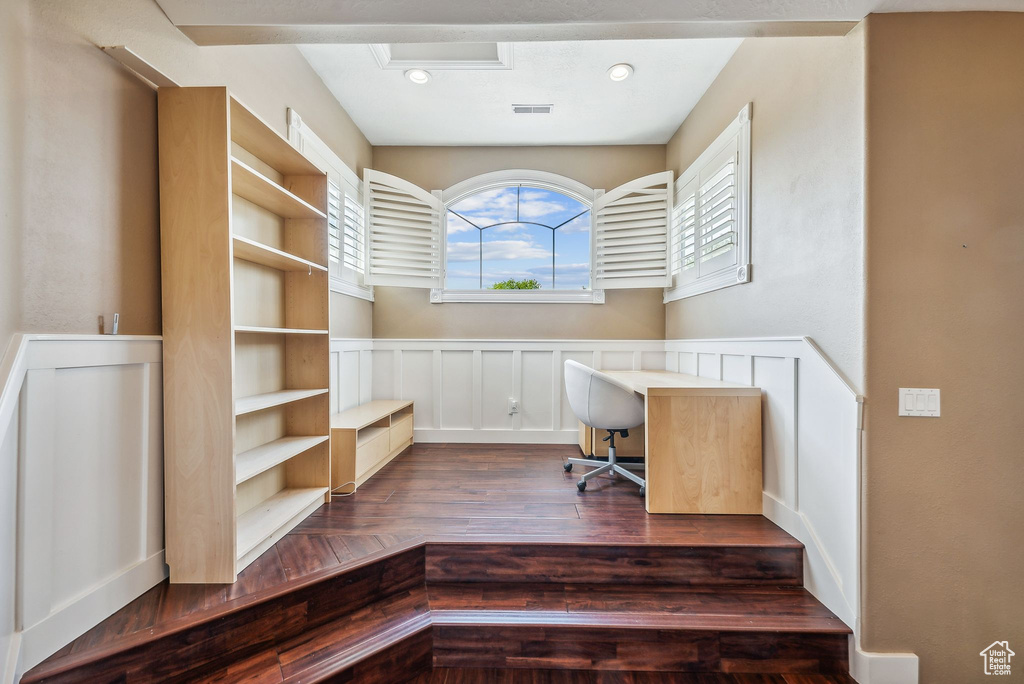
[445,185,591,290]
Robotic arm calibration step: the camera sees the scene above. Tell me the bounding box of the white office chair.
[563,360,646,494]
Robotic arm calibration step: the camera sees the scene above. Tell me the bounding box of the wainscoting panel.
[0,335,166,681]
[519,352,553,431]
[329,340,373,416]
[441,351,474,430]
[346,340,666,444]
[666,338,862,633]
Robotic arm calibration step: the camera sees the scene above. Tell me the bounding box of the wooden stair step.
[277,587,430,680]
[428,583,851,633]
[428,581,849,675]
[20,545,426,684]
[178,590,433,684]
[432,624,849,675]
[410,668,857,683]
[23,537,849,682]
[425,542,803,585]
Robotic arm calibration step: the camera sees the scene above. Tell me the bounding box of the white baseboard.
[762,493,856,628]
[850,635,920,684]
[18,551,168,675]
[414,429,579,445]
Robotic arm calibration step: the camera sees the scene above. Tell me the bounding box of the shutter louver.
[342,192,364,274]
[364,169,443,288]
[695,139,738,276]
[327,181,343,267]
[592,171,673,289]
[671,177,698,284]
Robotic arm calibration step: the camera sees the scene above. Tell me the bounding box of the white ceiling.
[299,40,743,146]
[156,0,1024,45]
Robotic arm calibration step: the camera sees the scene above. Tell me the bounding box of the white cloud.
[518,199,569,219]
[448,186,586,227]
[452,187,515,210]
[558,212,591,234]
[447,239,551,262]
[446,213,478,234]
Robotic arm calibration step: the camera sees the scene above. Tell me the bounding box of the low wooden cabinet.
[330,401,414,493]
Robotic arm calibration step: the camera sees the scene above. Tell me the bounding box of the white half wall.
[0,335,166,682]
[332,339,667,444]
[666,337,862,628]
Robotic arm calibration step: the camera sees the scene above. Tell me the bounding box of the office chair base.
[567,438,645,493]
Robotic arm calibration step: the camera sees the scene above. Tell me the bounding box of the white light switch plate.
[899,388,940,417]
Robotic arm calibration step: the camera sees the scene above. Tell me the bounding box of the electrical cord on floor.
[331,482,357,497]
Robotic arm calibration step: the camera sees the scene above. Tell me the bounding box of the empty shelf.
[232,235,327,273]
[235,435,330,485]
[230,97,323,176]
[235,388,328,415]
[231,157,327,220]
[356,426,389,447]
[234,325,329,335]
[236,487,328,561]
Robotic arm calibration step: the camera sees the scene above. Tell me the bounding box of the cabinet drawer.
[355,429,390,477]
[391,415,414,451]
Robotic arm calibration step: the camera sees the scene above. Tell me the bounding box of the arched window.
[442,171,594,291]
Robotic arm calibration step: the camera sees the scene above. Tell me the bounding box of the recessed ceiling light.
[607,63,634,82]
[404,68,431,84]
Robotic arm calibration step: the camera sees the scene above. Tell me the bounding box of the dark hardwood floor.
[26,444,851,683]
[413,671,856,683]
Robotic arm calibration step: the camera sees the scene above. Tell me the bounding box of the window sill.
[330,276,374,302]
[430,289,605,304]
[663,265,750,303]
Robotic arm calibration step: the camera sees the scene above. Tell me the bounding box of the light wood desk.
[601,371,763,515]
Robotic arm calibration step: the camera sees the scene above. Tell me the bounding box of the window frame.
[287,109,374,302]
[664,103,752,303]
[433,169,605,304]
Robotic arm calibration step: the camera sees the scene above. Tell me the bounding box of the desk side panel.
[646,394,762,514]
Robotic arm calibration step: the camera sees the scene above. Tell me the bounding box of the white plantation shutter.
[695,137,739,276]
[666,103,751,301]
[342,191,365,275]
[327,181,343,267]
[288,110,371,295]
[327,179,365,281]
[364,169,443,288]
[671,177,698,285]
[592,171,674,289]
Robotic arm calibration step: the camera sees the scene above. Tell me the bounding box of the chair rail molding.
[0,334,166,683]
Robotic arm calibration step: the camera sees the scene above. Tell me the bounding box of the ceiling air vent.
[512,104,553,115]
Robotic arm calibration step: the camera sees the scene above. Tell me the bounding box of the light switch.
[898,388,940,417]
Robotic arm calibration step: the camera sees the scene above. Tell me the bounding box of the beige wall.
[370,145,667,340]
[330,291,373,338]
[0,0,372,343]
[373,287,666,340]
[372,145,667,195]
[0,0,28,352]
[664,32,866,388]
[862,13,1024,682]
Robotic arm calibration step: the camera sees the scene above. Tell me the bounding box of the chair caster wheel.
[639,485,646,496]
[564,463,573,472]
[577,480,587,492]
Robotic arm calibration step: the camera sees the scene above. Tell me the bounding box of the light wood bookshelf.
[158,87,331,584]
